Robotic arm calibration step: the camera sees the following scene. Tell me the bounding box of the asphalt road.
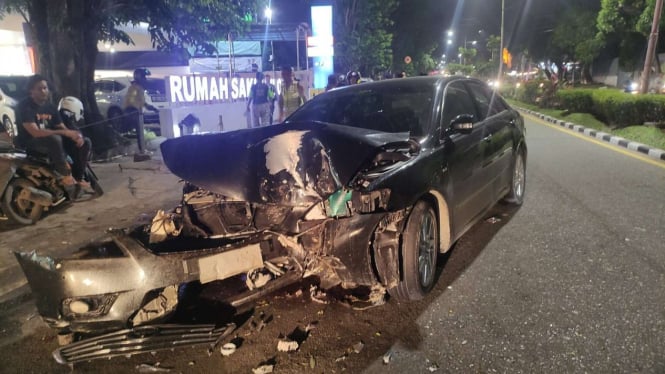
[0,115,663,373]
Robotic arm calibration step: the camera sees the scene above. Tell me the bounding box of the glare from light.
[264,7,273,22]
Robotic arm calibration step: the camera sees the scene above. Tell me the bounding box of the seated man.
[14,75,87,187]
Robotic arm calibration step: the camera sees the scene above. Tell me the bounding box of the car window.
[288,82,434,135]
[94,80,125,93]
[143,79,166,94]
[465,81,508,119]
[441,81,477,128]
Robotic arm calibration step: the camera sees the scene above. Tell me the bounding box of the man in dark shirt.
[246,72,271,127]
[15,75,85,187]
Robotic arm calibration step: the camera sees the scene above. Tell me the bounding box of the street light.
[264,7,272,23]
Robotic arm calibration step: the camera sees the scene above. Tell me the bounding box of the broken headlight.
[62,293,119,319]
[354,139,420,187]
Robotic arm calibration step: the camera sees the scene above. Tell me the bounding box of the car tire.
[503,149,526,205]
[107,107,124,133]
[389,200,438,301]
[2,116,15,139]
[1,178,45,225]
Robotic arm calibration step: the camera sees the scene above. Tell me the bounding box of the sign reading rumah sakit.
[167,74,262,105]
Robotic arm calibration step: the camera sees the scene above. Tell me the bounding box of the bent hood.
[160,122,409,205]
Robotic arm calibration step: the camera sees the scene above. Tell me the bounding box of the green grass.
[506,99,665,151]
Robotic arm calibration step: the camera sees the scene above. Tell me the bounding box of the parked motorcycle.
[0,143,103,225]
[0,96,103,225]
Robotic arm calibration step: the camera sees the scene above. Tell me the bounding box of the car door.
[439,80,490,236]
[465,81,515,201]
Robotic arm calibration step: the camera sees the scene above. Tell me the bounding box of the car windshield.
[287,81,435,136]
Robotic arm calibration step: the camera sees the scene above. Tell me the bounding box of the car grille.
[53,323,235,364]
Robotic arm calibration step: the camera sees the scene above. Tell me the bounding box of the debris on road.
[382,350,393,365]
[252,364,274,374]
[277,338,299,352]
[353,341,365,353]
[220,343,237,356]
[136,362,172,372]
[486,216,501,224]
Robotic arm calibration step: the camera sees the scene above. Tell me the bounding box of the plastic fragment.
[382,351,393,365]
[220,343,237,356]
[252,364,274,374]
[353,341,365,354]
[136,363,171,372]
[277,339,299,352]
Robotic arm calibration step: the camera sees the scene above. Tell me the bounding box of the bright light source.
[264,7,272,21]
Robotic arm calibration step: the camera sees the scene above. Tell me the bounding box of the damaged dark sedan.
[15,76,526,362]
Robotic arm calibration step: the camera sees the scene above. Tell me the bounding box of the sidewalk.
[0,137,183,307]
[518,107,665,161]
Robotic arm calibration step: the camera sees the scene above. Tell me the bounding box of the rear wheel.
[389,200,438,301]
[1,178,45,225]
[503,149,526,205]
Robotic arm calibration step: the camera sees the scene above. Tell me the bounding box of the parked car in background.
[15,76,527,362]
[0,75,29,140]
[94,77,169,133]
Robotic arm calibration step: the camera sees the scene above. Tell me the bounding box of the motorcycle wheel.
[84,165,104,196]
[1,178,45,225]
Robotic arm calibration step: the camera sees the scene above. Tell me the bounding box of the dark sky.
[266,0,601,61]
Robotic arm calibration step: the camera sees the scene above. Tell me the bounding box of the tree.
[333,0,397,78]
[596,0,664,72]
[0,0,263,121]
[551,9,601,82]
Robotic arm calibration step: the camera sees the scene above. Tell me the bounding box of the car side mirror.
[450,114,475,133]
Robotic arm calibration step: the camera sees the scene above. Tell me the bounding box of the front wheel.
[388,201,439,301]
[503,149,526,205]
[1,178,45,225]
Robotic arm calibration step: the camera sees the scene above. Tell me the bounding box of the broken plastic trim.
[53,323,236,365]
[326,189,352,217]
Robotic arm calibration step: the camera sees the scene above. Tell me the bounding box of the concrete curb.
[517,107,665,162]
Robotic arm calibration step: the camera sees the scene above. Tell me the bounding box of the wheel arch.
[421,190,452,253]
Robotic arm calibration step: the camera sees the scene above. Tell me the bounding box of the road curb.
[517,107,665,162]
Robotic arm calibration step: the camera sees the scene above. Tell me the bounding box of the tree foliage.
[332,0,397,78]
[596,0,662,71]
[0,0,263,117]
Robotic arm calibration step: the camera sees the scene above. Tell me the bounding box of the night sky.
[266,0,602,65]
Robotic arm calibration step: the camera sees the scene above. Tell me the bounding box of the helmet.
[58,96,84,122]
[346,71,361,84]
[133,68,151,81]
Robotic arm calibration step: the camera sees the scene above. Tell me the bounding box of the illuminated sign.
[167,74,280,104]
[307,36,334,57]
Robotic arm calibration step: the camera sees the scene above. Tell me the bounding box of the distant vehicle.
[94,77,169,132]
[0,88,17,139]
[0,75,29,140]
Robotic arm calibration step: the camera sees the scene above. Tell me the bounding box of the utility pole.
[640,0,663,94]
[498,0,505,84]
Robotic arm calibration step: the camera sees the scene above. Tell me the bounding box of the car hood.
[160,122,410,206]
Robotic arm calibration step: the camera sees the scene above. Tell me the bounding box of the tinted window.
[465,81,508,119]
[441,81,477,128]
[288,81,434,135]
[0,76,29,99]
[94,80,125,93]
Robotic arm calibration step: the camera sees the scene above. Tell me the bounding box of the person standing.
[246,72,272,127]
[14,75,85,187]
[264,73,277,125]
[123,68,156,156]
[325,74,338,91]
[277,66,306,123]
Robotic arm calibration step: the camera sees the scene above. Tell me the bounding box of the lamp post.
[498,0,505,84]
[265,7,274,72]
